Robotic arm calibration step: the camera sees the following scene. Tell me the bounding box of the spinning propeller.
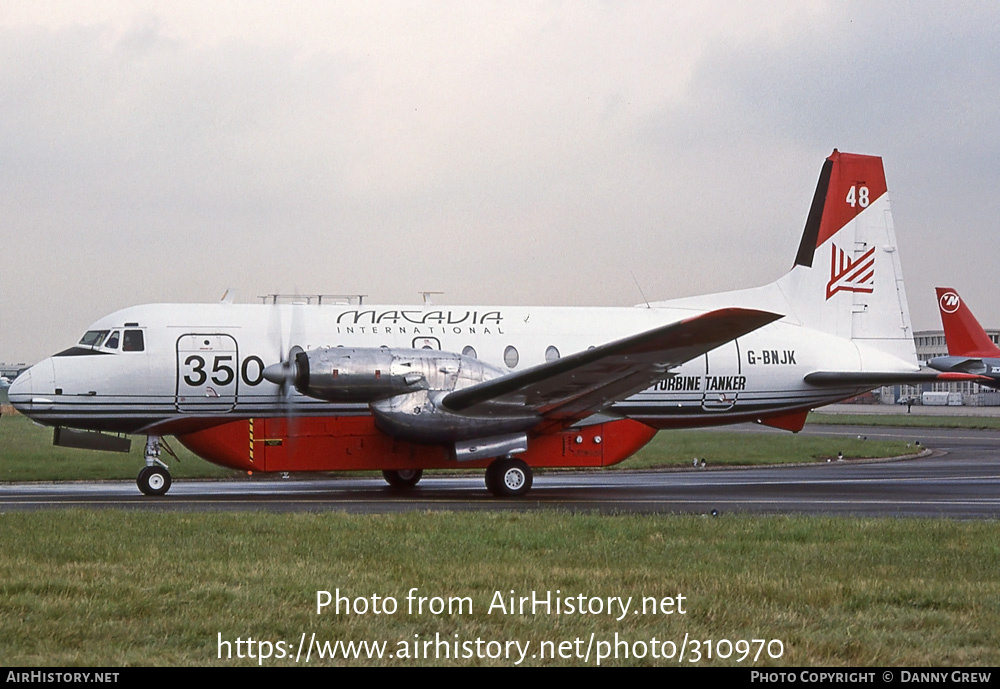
[262,346,303,392]
[260,300,308,458]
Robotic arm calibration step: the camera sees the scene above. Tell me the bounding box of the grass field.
[1,511,997,666]
[808,411,1000,430]
[623,429,913,470]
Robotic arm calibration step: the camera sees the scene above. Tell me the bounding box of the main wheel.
[486,458,532,497]
[137,465,172,496]
[484,462,502,494]
[382,469,423,488]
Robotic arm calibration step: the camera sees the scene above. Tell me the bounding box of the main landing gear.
[485,457,533,497]
[380,459,534,497]
[137,435,172,496]
[381,469,423,488]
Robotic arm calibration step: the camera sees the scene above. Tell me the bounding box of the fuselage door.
[701,340,743,411]
[176,334,239,413]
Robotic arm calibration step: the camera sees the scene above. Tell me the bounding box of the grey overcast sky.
[2,2,999,363]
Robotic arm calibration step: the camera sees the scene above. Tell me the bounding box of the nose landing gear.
[137,465,171,496]
[137,435,173,496]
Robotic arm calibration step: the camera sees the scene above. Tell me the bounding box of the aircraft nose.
[8,359,54,416]
[7,368,33,412]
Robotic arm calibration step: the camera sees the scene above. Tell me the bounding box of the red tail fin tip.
[935,287,1000,357]
[816,151,888,250]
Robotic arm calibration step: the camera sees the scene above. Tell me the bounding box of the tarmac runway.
[2,424,998,518]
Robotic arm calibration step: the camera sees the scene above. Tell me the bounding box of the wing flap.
[443,308,781,427]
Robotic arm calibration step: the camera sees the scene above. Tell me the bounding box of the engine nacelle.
[287,347,506,403]
[266,346,539,448]
[371,389,538,445]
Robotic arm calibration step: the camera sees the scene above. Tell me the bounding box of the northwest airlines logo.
[939,291,961,314]
[826,244,875,299]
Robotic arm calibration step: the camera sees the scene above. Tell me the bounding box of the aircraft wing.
[442,307,781,429]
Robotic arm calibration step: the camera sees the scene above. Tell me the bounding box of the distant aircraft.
[10,151,968,497]
[926,287,1000,388]
[0,376,10,389]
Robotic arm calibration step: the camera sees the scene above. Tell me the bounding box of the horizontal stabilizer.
[444,307,781,427]
[804,370,989,387]
[928,356,990,375]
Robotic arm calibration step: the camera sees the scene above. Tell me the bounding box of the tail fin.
[935,287,1000,357]
[775,150,914,364]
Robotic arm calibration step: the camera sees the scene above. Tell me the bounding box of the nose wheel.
[485,457,533,497]
[137,435,173,496]
[137,465,172,496]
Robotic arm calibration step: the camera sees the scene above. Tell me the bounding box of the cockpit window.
[105,331,120,350]
[79,330,109,347]
[123,330,145,352]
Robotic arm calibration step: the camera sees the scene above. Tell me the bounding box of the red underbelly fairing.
[175,416,657,473]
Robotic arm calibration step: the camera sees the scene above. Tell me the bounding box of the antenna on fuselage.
[630,271,651,309]
[256,294,368,305]
[419,291,444,305]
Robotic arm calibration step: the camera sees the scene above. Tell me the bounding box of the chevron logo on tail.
[826,243,875,299]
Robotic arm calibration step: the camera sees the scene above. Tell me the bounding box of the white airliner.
[10,150,964,497]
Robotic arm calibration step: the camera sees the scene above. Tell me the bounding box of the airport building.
[1,363,28,379]
[0,363,28,405]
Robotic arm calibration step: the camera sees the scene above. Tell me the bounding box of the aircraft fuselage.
[11,301,870,440]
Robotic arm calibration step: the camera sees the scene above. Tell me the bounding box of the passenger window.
[503,345,519,368]
[123,330,145,352]
[106,331,120,349]
[545,345,560,362]
[462,346,478,359]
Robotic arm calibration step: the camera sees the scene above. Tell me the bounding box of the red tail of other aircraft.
[935,287,1000,357]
